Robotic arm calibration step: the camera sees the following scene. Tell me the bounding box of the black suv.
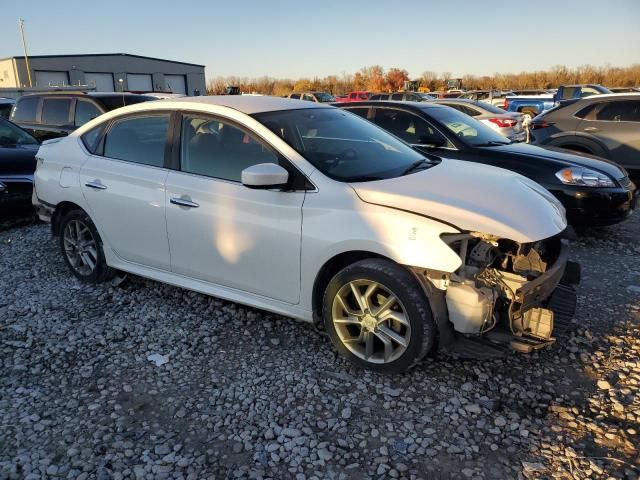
[10,92,156,141]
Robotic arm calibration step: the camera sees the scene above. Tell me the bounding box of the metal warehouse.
[0,53,206,96]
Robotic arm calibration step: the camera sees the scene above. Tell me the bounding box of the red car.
[334,91,373,103]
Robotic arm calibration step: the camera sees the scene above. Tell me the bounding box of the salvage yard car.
[531,93,640,183]
[339,101,636,227]
[34,96,578,373]
[11,91,156,142]
[0,117,39,215]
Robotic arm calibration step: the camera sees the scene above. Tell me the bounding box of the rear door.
[579,100,640,172]
[79,113,172,270]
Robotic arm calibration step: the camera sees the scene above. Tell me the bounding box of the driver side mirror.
[241,163,289,189]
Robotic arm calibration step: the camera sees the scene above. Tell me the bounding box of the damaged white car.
[33,96,579,373]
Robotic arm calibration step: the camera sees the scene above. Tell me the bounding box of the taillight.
[531,120,555,130]
[488,117,517,128]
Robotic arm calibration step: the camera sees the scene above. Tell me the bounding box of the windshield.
[253,108,431,182]
[427,106,511,146]
[314,92,336,103]
[476,102,510,114]
[0,118,38,146]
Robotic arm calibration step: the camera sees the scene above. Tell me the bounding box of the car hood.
[0,143,38,176]
[491,142,626,179]
[349,159,567,243]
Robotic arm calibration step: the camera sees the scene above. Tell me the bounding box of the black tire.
[58,209,115,283]
[322,258,436,373]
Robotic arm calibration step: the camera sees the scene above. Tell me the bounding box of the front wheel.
[59,209,115,283]
[323,259,436,373]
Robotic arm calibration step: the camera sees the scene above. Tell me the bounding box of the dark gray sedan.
[531,93,640,181]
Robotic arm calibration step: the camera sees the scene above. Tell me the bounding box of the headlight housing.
[555,167,615,188]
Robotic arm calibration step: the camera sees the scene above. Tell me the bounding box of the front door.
[165,113,305,304]
[80,113,172,270]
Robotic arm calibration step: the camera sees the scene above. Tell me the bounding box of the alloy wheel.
[63,219,98,276]
[331,279,411,364]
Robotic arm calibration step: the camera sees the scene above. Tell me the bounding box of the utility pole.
[18,19,33,87]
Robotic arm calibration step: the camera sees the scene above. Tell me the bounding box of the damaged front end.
[425,232,580,354]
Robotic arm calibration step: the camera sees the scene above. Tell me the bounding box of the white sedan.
[33,96,575,373]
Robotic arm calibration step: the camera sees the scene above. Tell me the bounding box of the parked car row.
[2,92,637,373]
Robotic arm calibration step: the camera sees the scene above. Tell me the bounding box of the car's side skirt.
[103,247,314,323]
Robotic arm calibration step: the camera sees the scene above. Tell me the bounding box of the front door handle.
[170,197,199,208]
[583,127,598,132]
[85,180,107,190]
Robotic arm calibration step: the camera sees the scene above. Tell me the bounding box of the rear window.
[11,96,39,122]
[97,95,155,112]
[41,98,72,125]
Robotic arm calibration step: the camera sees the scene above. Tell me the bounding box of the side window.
[580,87,600,97]
[373,109,448,146]
[574,103,598,119]
[180,115,279,182]
[289,93,300,99]
[349,93,357,99]
[81,125,106,154]
[461,105,481,116]
[369,94,380,100]
[596,101,640,122]
[345,107,370,119]
[561,87,577,100]
[11,96,39,122]
[75,100,102,127]
[358,93,368,99]
[103,115,169,167]
[302,94,315,102]
[41,98,72,125]
[391,93,404,101]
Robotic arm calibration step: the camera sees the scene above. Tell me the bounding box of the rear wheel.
[323,259,436,373]
[59,209,115,283]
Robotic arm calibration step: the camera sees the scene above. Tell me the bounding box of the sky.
[1,0,639,80]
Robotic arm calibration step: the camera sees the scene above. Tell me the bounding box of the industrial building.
[0,53,206,96]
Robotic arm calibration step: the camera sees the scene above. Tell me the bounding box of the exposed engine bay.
[424,232,578,352]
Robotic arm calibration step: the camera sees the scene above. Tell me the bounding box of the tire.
[58,209,115,283]
[322,258,436,373]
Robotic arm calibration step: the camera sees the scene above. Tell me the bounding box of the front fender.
[299,190,462,311]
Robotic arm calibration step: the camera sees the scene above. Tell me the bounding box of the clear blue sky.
[2,0,639,79]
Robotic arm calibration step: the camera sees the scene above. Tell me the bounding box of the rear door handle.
[85,180,107,190]
[170,197,199,208]
[583,127,598,132]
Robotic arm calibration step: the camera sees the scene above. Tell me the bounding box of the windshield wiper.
[344,175,385,182]
[401,159,434,176]
[475,140,511,147]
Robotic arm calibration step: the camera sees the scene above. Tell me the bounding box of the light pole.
[18,19,33,88]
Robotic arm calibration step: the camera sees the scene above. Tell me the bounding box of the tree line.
[207,64,640,96]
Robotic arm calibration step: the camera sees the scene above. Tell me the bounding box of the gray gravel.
[1,214,639,479]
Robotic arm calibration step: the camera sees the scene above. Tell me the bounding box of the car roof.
[576,92,640,101]
[338,100,449,111]
[19,91,152,99]
[169,95,328,114]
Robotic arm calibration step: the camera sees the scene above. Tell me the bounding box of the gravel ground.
[1,214,639,480]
